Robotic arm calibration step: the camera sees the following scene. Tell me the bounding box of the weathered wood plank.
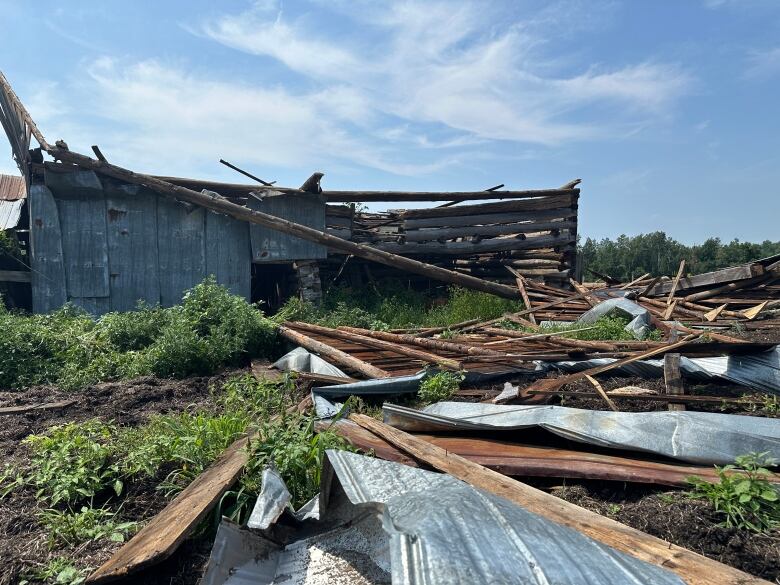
[350,414,767,585]
[401,193,577,220]
[104,182,161,310]
[374,233,575,256]
[205,209,251,299]
[249,192,327,262]
[404,208,575,229]
[649,263,764,296]
[157,199,205,306]
[402,220,576,242]
[29,184,67,312]
[664,353,685,412]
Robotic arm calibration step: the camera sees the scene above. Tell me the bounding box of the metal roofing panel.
[0,198,23,229]
[0,173,26,200]
[383,402,780,465]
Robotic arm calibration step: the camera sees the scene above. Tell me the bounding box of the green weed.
[38,506,137,548]
[497,315,662,341]
[20,558,89,585]
[688,452,780,533]
[418,371,465,403]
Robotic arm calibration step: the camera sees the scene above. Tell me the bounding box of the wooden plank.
[0,399,76,415]
[664,353,685,412]
[649,263,764,296]
[205,209,251,299]
[704,303,727,322]
[248,192,327,262]
[350,414,768,585]
[743,300,769,321]
[104,182,161,311]
[570,278,599,308]
[506,267,536,325]
[374,233,574,256]
[619,272,651,290]
[0,269,31,283]
[667,260,686,305]
[156,198,205,306]
[86,433,251,583]
[585,375,618,411]
[400,193,577,219]
[405,208,575,230]
[402,220,576,242]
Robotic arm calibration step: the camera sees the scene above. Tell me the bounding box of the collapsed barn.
[0,75,579,315]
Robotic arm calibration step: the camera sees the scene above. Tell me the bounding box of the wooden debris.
[663,353,685,412]
[667,260,686,305]
[585,375,618,411]
[0,399,76,415]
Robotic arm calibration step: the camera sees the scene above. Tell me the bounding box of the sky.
[0,0,778,243]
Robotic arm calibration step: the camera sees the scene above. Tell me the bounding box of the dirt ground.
[0,369,244,585]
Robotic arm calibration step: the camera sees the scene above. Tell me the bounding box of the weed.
[688,452,780,533]
[607,504,621,516]
[20,557,89,585]
[38,506,137,547]
[418,371,465,403]
[342,395,384,420]
[23,421,121,506]
[497,315,662,342]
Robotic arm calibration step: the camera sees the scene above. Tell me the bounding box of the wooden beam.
[585,374,618,411]
[278,325,391,379]
[570,278,599,308]
[703,303,727,322]
[743,300,769,321]
[649,263,765,296]
[507,267,536,325]
[664,353,685,412]
[667,260,686,305]
[619,272,651,290]
[349,414,766,585]
[287,321,462,370]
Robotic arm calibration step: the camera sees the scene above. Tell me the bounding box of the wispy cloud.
[201,0,692,147]
[744,47,780,80]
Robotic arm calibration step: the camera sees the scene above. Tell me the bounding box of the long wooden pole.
[350,414,767,585]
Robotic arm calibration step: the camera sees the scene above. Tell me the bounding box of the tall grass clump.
[0,277,277,390]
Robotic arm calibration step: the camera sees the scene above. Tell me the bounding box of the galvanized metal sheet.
[203,451,682,585]
[249,191,327,262]
[547,345,780,395]
[28,184,67,313]
[0,173,25,200]
[205,206,251,299]
[0,198,23,229]
[157,198,205,306]
[105,181,161,311]
[384,402,780,465]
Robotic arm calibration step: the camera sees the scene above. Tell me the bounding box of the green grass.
[278,283,522,330]
[0,277,277,390]
[497,315,663,341]
[688,452,780,533]
[20,558,89,585]
[38,506,137,548]
[418,371,465,403]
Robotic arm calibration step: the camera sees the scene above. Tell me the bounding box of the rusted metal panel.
[104,181,161,311]
[0,173,25,200]
[248,192,326,262]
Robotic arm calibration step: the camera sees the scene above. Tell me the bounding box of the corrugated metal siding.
[157,198,206,307]
[29,184,67,313]
[205,209,251,298]
[0,199,23,229]
[0,174,25,200]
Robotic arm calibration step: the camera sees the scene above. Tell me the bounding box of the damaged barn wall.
[30,168,267,314]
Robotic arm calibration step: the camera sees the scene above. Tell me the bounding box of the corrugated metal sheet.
[384,402,780,465]
[0,198,23,229]
[0,173,25,200]
[545,345,780,395]
[202,450,683,585]
[249,191,327,262]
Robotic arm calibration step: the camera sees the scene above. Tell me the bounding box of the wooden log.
[667,260,686,305]
[278,325,391,378]
[0,399,76,415]
[286,321,462,370]
[401,194,577,219]
[373,233,575,256]
[404,209,575,230]
[619,273,651,290]
[682,272,776,303]
[664,353,685,412]
[403,220,576,242]
[337,326,506,357]
[570,278,599,307]
[506,267,536,325]
[44,147,523,300]
[648,263,765,296]
[349,414,766,585]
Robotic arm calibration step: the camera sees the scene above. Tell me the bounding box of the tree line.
[579,232,780,282]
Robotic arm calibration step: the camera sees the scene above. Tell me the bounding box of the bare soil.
[0,369,245,585]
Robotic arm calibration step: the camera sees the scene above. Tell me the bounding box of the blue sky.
[1,0,778,243]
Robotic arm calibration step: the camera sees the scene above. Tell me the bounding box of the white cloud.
[745,47,780,79]
[200,0,691,147]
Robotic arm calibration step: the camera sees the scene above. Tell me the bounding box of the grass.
[0,277,277,390]
[20,558,89,585]
[688,452,780,533]
[278,282,522,330]
[38,506,137,548]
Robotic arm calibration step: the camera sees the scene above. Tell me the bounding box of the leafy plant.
[20,557,89,585]
[418,371,465,403]
[38,506,137,547]
[23,421,121,506]
[688,452,780,533]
